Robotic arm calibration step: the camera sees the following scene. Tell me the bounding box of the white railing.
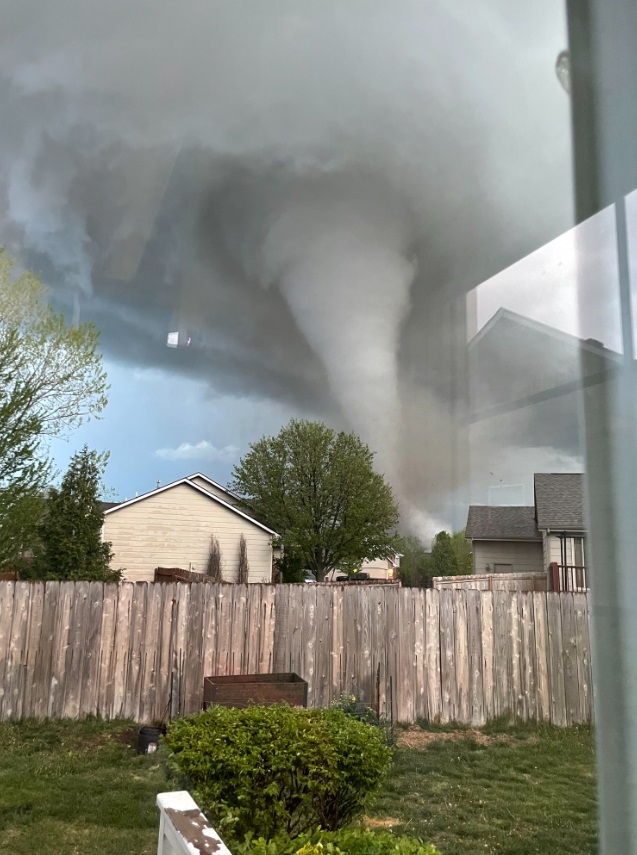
[157,791,232,855]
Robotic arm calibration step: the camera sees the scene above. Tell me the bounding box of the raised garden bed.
[203,673,308,709]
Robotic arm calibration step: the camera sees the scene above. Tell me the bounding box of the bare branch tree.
[237,533,249,584]
[206,534,222,582]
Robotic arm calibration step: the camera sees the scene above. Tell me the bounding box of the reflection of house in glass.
[467,307,620,506]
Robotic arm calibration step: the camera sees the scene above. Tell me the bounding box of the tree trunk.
[309,546,329,583]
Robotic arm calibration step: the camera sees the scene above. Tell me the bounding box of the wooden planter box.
[203,673,308,709]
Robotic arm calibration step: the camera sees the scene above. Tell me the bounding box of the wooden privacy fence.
[0,581,593,726]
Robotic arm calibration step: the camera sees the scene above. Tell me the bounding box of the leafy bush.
[164,704,392,843]
[234,828,441,855]
[330,694,395,746]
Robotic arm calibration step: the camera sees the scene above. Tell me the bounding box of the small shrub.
[234,828,441,855]
[331,694,395,747]
[313,709,391,830]
[237,534,249,583]
[164,704,392,843]
[206,535,222,581]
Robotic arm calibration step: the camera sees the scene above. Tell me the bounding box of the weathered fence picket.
[0,581,594,726]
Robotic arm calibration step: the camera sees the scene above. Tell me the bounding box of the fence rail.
[433,573,548,592]
[0,581,593,726]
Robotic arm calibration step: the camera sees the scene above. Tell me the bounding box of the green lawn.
[370,722,597,855]
[0,718,597,855]
[0,718,164,855]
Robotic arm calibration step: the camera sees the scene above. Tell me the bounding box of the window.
[573,537,585,568]
[560,536,586,567]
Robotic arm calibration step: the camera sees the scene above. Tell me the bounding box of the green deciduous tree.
[450,529,473,575]
[230,420,399,582]
[35,446,120,581]
[0,333,49,564]
[0,251,109,565]
[0,492,47,573]
[274,547,307,583]
[429,531,460,578]
[0,251,108,438]
[401,530,471,585]
[395,535,431,587]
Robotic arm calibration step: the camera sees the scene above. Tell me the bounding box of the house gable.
[105,477,278,536]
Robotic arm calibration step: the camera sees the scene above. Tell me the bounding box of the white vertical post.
[568,1,637,848]
[156,791,233,855]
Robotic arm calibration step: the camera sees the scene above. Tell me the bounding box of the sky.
[1,0,608,533]
[49,366,304,500]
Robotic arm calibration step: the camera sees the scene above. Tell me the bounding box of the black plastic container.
[137,725,161,755]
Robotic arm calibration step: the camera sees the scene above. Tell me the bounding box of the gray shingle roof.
[534,473,584,530]
[100,501,120,512]
[465,506,541,541]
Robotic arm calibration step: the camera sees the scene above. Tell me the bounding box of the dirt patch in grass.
[397,726,517,749]
[362,816,400,829]
[73,727,137,752]
[73,731,115,751]
[110,727,138,748]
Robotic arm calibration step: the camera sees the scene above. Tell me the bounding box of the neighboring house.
[465,505,543,576]
[103,473,278,583]
[100,501,120,512]
[465,473,586,591]
[359,553,401,581]
[325,552,401,582]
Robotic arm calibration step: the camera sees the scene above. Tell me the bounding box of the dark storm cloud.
[0,1,574,531]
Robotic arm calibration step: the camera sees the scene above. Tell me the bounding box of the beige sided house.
[358,553,401,580]
[103,473,277,583]
[325,552,401,582]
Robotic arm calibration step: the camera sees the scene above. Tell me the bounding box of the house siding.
[547,534,561,565]
[103,483,273,583]
[472,540,544,575]
[324,556,398,582]
[542,533,550,571]
[359,557,393,580]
